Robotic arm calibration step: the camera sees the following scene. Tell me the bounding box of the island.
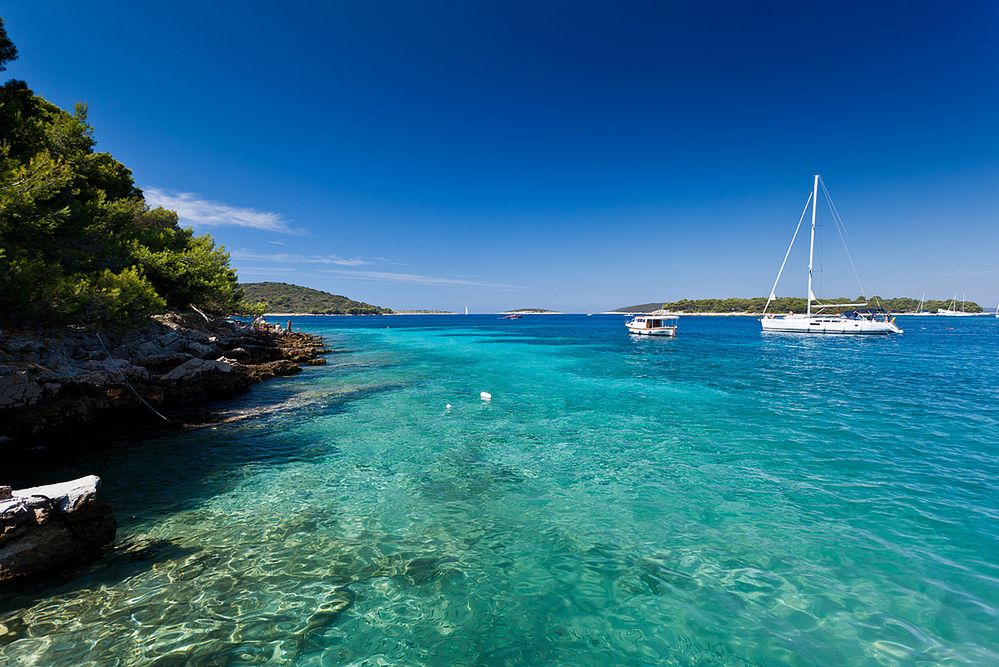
[503,308,561,314]
[241,282,391,315]
[611,297,984,315]
[390,310,457,315]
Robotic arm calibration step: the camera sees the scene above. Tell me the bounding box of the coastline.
[603,311,986,317]
[0,312,330,450]
[263,312,456,316]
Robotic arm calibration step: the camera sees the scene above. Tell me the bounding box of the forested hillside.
[241,282,390,315]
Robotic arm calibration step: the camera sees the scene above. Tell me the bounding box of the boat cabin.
[632,315,678,329]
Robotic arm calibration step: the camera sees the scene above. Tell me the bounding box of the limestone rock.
[161,358,233,381]
[0,371,44,409]
[0,475,116,582]
[1,311,330,444]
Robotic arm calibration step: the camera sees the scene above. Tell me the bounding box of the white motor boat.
[760,175,902,336]
[626,311,679,336]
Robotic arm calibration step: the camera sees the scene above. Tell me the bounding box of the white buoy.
[479,391,492,401]
[445,403,452,410]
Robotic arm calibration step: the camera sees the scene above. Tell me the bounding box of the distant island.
[391,309,456,315]
[241,282,391,315]
[612,297,983,315]
[504,308,560,314]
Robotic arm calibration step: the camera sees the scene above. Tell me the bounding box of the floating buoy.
[480,391,492,401]
[445,403,452,410]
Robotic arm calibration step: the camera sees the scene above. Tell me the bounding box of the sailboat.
[465,305,469,316]
[912,293,932,316]
[761,175,902,335]
[936,294,977,317]
[995,303,998,318]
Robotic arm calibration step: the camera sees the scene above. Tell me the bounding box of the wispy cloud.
[145,188,294,233]
[230,250,369,267]
[230,251,523,288]
[317,269,524,289]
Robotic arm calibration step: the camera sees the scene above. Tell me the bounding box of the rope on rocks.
[94,331,171,423]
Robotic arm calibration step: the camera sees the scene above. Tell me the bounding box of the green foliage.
[61,267,166,324]
[617,297,983,314]
[0,26,244,326]
[234,300,268,317]
[240,282,390,315]
[0,18,16,71]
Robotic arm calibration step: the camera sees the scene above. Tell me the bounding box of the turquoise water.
[2,315,998,665]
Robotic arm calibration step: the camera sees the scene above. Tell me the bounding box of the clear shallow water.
[2,314,998,665]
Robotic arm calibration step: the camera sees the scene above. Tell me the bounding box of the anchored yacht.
[936,295,978,317]
[760,175,902,335]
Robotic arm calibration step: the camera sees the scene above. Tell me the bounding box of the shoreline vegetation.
[241,282,390,315]
[504,308,561,314]
[613,297,984,315]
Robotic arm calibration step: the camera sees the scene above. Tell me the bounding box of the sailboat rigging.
[936,294,976,317]
[761,175,902,335]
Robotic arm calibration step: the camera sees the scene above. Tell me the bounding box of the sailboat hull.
[761,316,901,335]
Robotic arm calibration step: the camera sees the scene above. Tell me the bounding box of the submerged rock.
[0,475,116,583]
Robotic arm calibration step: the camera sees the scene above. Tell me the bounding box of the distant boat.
[995,303,998,318]
[937,294,977,317]
[587,309,593,317]
[465,306,469,316]
[912,293,933,316]
[626,310,678,336]
[501,314,521,320]
[760,175,902,335]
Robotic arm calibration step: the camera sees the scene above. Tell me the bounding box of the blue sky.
[4,2,998,311]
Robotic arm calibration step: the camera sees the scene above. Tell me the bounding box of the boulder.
[0,370,44,409]
[0,475,116,582]
[161,358,233,381]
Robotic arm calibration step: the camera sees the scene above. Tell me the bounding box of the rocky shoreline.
[0,476,117,583]
[0,312,330,449]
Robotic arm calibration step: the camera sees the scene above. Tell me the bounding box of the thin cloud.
[231,250,369,267]
[318,268,525,289]
[145,188,294,233]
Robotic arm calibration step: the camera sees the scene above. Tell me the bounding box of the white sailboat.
[465,305,469,316]
[761,175,902,335]
[995,303,998,318]
[911,293,933,316]
[936,294,977,317]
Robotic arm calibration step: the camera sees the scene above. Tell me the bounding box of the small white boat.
[626,310,678,336]
[760,175,902,336]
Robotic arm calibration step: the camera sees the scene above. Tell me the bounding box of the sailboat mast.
[806,174,819,317]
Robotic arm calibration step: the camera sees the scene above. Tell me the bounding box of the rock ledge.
[0,312,330,447]
[0,475,116,583]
